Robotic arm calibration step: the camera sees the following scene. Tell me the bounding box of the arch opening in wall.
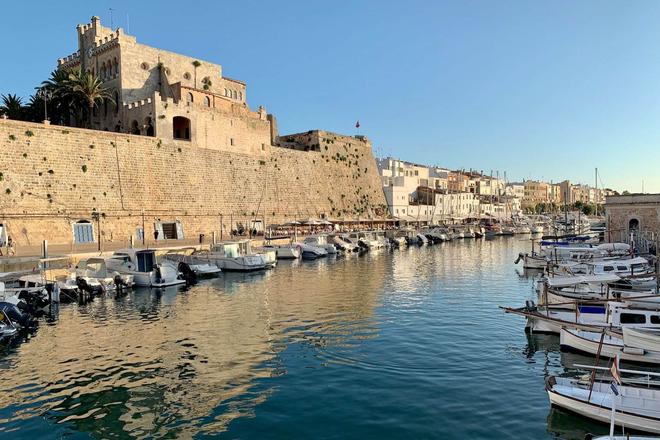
[145,117,154,136]
[629,218,640,234]
[173,116,191,141]
[204,96,211,107]
[186,92,194,105]
[130,120,140,135]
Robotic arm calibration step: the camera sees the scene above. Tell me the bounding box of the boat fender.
[525,300,537,311]
[622,346,645,356]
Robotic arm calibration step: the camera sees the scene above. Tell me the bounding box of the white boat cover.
[587,256,648,267]
[546,274,621,287]
[595,242,631,252]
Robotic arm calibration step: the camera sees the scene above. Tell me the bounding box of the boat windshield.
[136,252,156,272]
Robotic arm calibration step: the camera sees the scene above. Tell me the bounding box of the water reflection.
[0,253,389,438]
[0,238,632,439]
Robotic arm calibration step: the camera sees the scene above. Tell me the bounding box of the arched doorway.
[130,120,140,135]
[629,218,640,233]
[145,117,154,136]
[173,116,191,140]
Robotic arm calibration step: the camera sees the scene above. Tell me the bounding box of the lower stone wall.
[0,120,388,248]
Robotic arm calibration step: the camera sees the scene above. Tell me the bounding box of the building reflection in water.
[0,253,388,437]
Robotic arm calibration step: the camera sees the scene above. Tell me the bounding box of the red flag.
[355,120,360,128]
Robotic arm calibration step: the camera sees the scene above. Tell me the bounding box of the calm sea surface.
[0,238,610,439]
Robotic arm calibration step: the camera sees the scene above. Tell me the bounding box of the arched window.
[113,58,119,76]
[204,96,211,107]
[173,116,191,140]
[224,88,228,96]
[186,92,194,105]
[130,120,140,135]
[238,91,242,101]
[232,90,237,99]
[629,218,640,233]
[145,117,154,136]
[100,63,106,80]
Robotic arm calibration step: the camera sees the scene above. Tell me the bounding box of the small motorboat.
[204,241,269,272]
[296,243,327,260]
[259,244,301,259]
[75,257,135,291]
[303,234,337,255]
[0,309,18,340]
[106,249,184,287]
[162,249,221,279]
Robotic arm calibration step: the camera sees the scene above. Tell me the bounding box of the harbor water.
[0,238,605,438]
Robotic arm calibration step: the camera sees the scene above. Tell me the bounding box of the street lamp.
[37,88,52,122]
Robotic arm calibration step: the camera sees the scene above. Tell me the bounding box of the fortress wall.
[0,120,387,247]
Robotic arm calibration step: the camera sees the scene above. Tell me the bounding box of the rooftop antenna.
[109,8,114,30]
[126,13,130,34]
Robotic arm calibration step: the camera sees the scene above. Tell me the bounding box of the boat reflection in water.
[0,253,387,438]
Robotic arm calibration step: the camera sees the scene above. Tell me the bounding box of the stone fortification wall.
[0,120,387,247]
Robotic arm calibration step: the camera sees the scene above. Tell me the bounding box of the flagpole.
[609,355,620,437]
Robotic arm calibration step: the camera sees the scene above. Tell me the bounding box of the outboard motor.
[0,302,34,329]
[76,276,101,295]
[178,262,197,284]
[113,274,127,295]
[155,264,164,285]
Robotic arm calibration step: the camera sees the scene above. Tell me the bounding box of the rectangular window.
[73,222,95,244]
[620,313,646,324]
[161,222,182,239]
[230,138,235,146]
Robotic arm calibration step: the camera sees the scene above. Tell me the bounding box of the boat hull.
[559,328,660,364]
[548,384,660,434]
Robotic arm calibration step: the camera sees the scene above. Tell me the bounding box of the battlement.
[123,97,153,110]
[57,52,80,67]
[76,16,102,36]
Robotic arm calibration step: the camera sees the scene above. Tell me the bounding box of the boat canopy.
[546,274,621,287]
[586,256,648,267]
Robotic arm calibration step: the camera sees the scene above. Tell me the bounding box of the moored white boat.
[162,250,222,278]
[106,249,184,287]
[623,327,660,353]
[296,243,327,259]
[560,328,660,364]
[205,241,269,271]
[76,257,136,290]
[547,376,660,434]
[303,234,337,255]
[259,244,301,259]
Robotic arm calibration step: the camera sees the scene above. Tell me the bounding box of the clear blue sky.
[1,0,659,193]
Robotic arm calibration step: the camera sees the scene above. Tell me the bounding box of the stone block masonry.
[0,120,387,248]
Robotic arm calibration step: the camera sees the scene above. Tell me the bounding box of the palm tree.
[66,70,113,128]
[0,94,24,119]
[40,69,77,125]
[192,60,201,89]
